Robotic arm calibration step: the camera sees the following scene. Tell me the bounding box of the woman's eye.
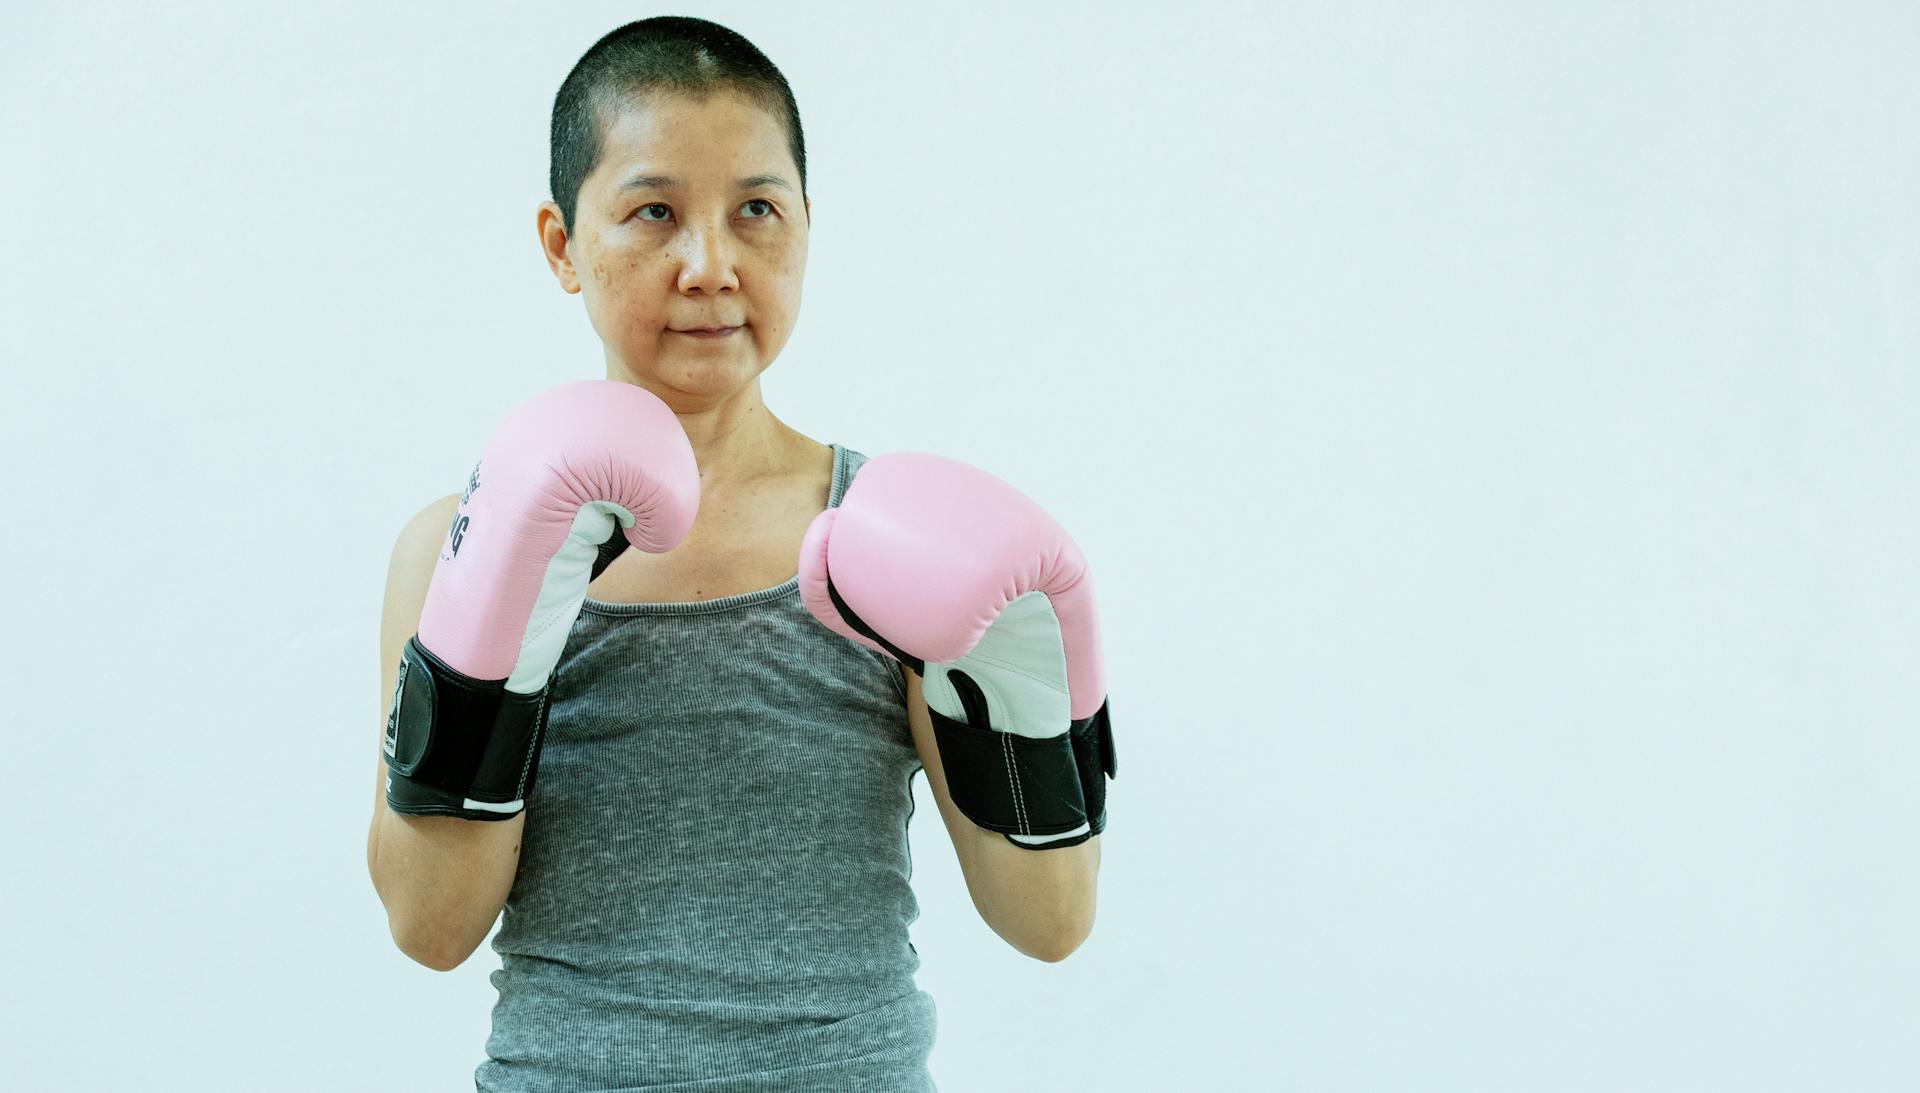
[634,200,774,222]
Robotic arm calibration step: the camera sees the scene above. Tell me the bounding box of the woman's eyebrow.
[616,172,794,194]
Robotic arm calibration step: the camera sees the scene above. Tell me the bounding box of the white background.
[2,1,1915,1089]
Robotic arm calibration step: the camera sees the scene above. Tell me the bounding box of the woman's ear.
[536,200,581,295]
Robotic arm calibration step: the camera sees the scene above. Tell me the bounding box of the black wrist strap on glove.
[928,689,1118,851]
[820,571,1118,849]
[383,635,550,822]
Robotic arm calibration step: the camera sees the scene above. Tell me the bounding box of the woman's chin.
[616,359,765,400]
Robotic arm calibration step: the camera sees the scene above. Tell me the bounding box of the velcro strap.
[928,705,1092,842]
[383,635,550,818]
[1069,698,1117,836]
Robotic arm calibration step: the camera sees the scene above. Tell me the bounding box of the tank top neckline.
[578,441,847,617]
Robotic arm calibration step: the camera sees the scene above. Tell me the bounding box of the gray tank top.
[474,443,939,1092]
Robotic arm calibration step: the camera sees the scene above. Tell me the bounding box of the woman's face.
[539,90,810,403]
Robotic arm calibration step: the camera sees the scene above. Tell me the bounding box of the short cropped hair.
[549,16,808,236]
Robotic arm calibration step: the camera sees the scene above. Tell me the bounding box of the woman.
[368,17,1110,1090]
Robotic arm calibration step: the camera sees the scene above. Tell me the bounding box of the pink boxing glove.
[383,380,701,820]
[798,453,1116,850]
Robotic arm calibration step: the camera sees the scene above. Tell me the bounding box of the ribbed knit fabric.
[474,443,939,1092]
